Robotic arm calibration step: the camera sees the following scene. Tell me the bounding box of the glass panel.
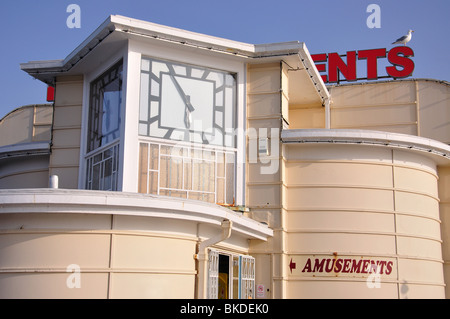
[184,159,192,191]
[92,163,100,190]
[149,144,159,170]
[160,189,187,198]
[136,140,235,205]
[226,153,235,204]
[104,158,112,190]
[233,256,240,299]
[86,144,120,191]
[148,171,158,195]
[138,143,149,193]
[217,152,225,178]
[160,156,183,190]
[87,61,123,153]
[216,178,225,204]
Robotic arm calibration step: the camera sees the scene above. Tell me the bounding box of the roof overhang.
[0,188,273,241]
[20,15,328,105]
[282,129,450,166]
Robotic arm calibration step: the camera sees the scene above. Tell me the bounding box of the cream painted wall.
[0,104,52,147]
[438,166,450,298]
[282,143,445,298]
[49,75,84,189]
[326,79,450,144]
[0,104,52,189]
[0,212,200,299]
[246,62,284,299]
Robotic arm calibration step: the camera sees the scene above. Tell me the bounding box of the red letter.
[358,48,386,80]
[342,259,352,273]
[350,259,362,273]
[386,261,393,275]
[328,51,357,83]
[361,260,370,274]
[311,53,328,83]
[302,258,312,272]
[334,259,343,273]
[386,46,415,78]
[325,259,335,272]
[313,258,326,272]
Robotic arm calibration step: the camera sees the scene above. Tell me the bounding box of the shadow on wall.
[401,280,409,299]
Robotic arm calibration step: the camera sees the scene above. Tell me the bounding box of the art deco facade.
[1,15,449,299]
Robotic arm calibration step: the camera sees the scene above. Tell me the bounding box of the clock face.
[139,57,236,147]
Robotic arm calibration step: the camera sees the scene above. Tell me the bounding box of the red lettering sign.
[311,47,414,83]
[301,257,394,275]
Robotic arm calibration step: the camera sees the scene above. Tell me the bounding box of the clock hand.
[169,74,195,112]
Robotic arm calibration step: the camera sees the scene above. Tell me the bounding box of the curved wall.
[283,142,445,298]
[0,189,271,299]
[0,213,197,299]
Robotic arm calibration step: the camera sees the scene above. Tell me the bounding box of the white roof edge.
[20,15,327,102]
[0,188,273,240]
[297,44,330,100]
[282,129,450,162]
[20,15,313,72]
[20,15,116,72]
[111,15,256,53]
[0,141,51,159]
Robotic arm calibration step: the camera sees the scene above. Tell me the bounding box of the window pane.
[87,61,123,153]
[138,143,149,193]
[86,144,120,191]
[137,140,235,205]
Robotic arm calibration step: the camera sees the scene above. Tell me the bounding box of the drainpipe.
[195,219,233,299]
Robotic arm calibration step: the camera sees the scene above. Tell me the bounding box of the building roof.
[20,15,329,105]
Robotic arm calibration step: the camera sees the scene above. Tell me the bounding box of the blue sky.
[0,0,449,118]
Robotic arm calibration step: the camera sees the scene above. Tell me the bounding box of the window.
[138,57,237,205]
[207,250,255,299]
[138,141,235,204]
[85,60,123,191]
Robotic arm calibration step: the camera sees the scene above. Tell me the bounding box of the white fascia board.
[0,142,51,160]
[20,16,116,74]
[297,43,330,100]
[282,129,450,163]
[111,15,256,54]
[20,14,327,103]
[21,15,315,73]
[0,188,273,240]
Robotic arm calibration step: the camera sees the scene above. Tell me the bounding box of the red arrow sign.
[289,258,296,273]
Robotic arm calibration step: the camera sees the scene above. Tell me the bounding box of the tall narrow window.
[86,60,123,191]
[87,61,123,153]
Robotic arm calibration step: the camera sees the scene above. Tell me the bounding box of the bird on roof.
[392,30,414,46]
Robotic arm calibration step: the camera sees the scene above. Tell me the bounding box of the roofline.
[20,15,305,72]
[0,141,51,160]
[20,15,329,104]
[20,16,318,72]
[282,128,450,166]
[0,103,53,123]
[327,77,450,89]
[0,188,273,241]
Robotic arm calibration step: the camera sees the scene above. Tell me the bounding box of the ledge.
[282,129,450,165]
[0,188,273,241]
[0,142,51,160]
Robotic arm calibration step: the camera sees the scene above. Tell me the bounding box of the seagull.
[392,30,414,46]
